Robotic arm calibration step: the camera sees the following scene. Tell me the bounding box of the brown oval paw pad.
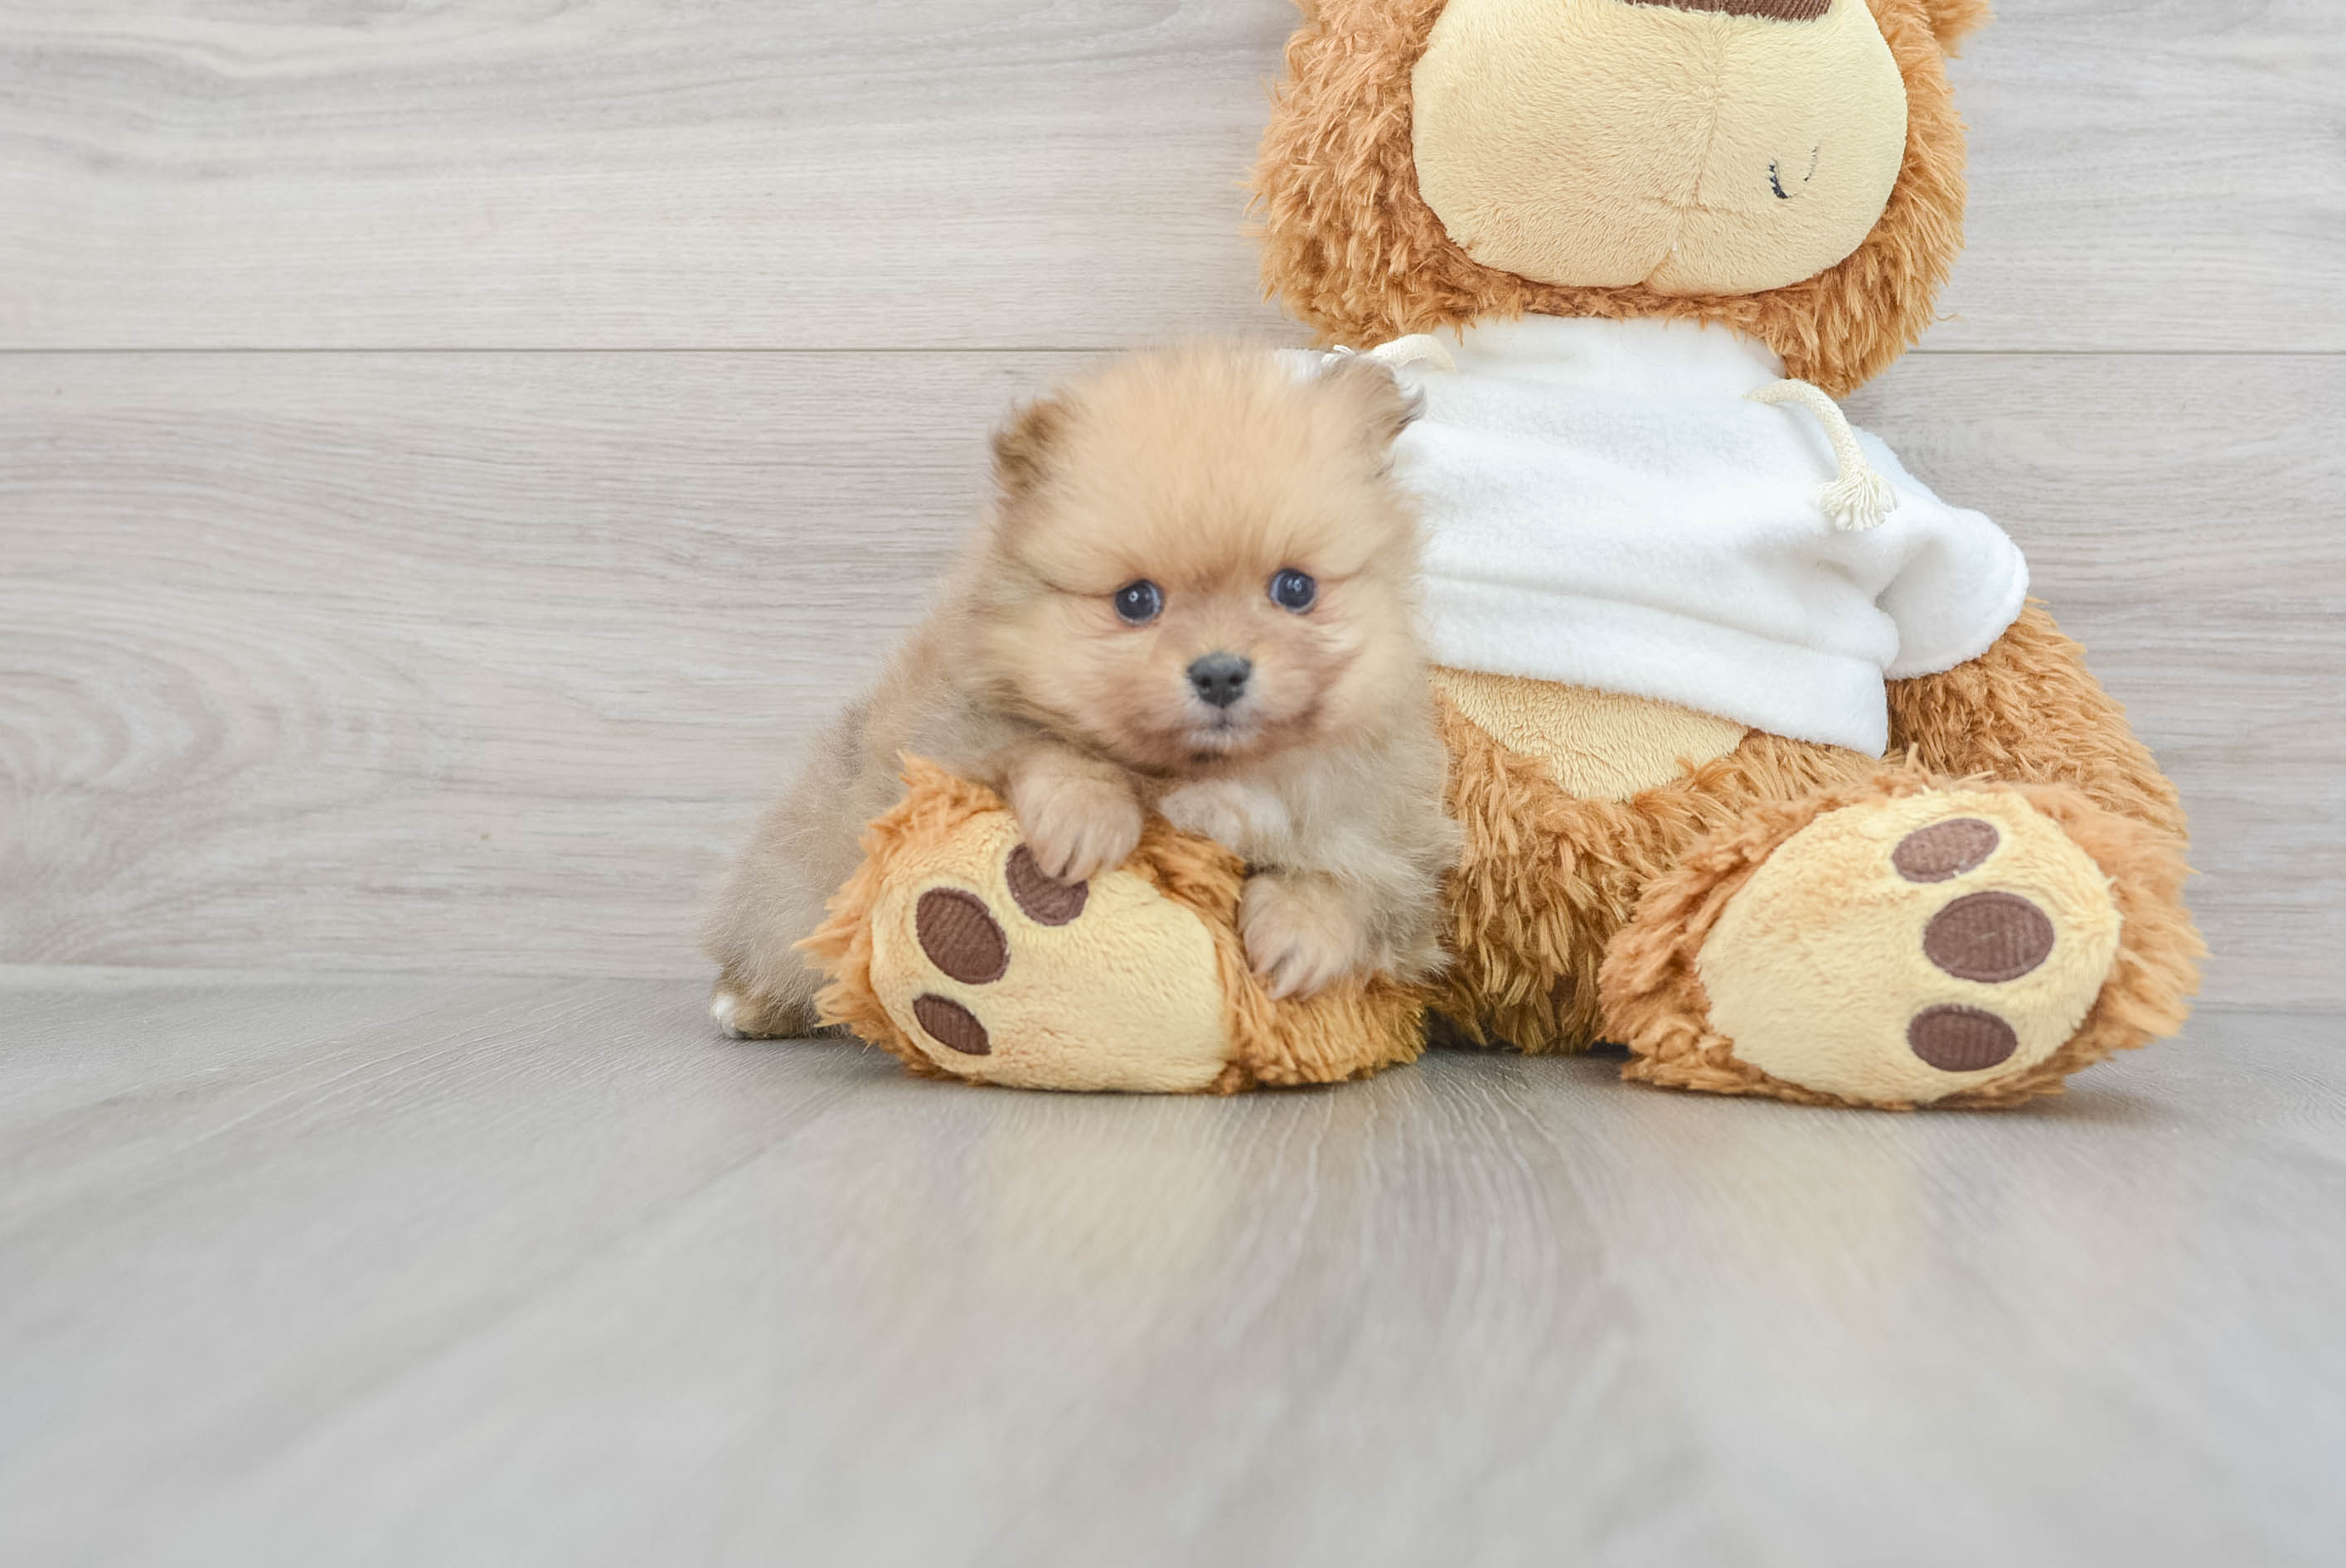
[914,888,1009,985]
[1893,817,1999,883]
[912,994,991,1056]
[908,850,1095,1065]
[1923,890,2055,982]
[1907,1004,2019,1072]
[1006,844,1088,926]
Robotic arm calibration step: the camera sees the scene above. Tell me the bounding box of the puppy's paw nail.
[1244,931,1306,999]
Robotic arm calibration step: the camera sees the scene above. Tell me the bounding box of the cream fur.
[1255,0,1973,395]
[1431,670,1747,801]
[1411,0,1909,297]
[705,346,1457,1033]
[1694,786,2121,1104]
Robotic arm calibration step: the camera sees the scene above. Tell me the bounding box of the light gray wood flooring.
[2,978,2341,1568]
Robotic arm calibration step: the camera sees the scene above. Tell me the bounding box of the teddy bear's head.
[1253,0,1990,394]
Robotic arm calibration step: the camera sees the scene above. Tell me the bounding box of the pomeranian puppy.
[704,344,1459,1038]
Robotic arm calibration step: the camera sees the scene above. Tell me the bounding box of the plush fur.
[707,345,1458,1034]
[1239,0,2200,1105]
[1888,602,2186,836]
[1434,700,1879,1051]
[1922,0,1993,51]
[803,759,1431,1092]
[784,0,2201,1108]
[1253,0,1970,394]
[1600,761,2198,1109]
[1409,0,1912,298]
[1433,605,2203,1086]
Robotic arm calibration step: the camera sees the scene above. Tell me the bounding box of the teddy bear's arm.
[1886,602,2185,838]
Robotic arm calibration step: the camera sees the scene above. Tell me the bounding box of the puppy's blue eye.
[1269,569,1317,612]
[1112,580,1163,624]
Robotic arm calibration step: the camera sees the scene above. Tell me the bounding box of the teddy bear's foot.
[832,806,1230,1091]
[1602,771,2199,1108]
[802,760,1429,1092]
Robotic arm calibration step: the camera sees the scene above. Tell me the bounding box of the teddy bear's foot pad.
[1893,818,2061,1072]
[807,760,1435,1093]
[864,812,1233,1091]
[1696,791,2121,1106]
[901,846,1111,1058]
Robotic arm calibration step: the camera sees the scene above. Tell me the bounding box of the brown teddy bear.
[786,0,2201,1108]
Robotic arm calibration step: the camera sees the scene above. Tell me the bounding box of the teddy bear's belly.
[1431,667,1747,801]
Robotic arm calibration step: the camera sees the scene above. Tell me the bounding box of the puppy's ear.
[991,395,1069,502]
[1316,354,1423,456]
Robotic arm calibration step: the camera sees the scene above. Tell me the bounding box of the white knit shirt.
[1331,316,2029,756]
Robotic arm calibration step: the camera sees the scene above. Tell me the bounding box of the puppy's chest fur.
[1153,777,1297,866]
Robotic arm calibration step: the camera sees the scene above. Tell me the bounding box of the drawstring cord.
[1747,379,1896,532]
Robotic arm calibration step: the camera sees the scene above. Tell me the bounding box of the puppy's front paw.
[1240,874,1372,1000]
[1010,771,1144,883]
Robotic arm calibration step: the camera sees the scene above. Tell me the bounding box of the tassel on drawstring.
[1747,379,1896,531]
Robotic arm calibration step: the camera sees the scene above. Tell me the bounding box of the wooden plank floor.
[2,975,2341,1567]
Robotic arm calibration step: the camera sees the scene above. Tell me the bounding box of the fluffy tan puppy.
[705,345,1459,1038]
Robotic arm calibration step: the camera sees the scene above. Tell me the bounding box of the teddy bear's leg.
[800,759,1428,1093]
[1599,769,2200,1108]
[1433,686,1880,1053]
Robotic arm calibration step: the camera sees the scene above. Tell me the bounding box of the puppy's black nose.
[1186,651,1253,709]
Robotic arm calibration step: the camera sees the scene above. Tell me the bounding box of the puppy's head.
[971,345,1425,775]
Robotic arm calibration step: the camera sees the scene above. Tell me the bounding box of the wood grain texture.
[1937,0,2346,353]
[0,349,1063,977]
[1,975,2340,1567]
[6,351,2338,1001]
[0,0,1296,350]
[0,0,2338,351]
